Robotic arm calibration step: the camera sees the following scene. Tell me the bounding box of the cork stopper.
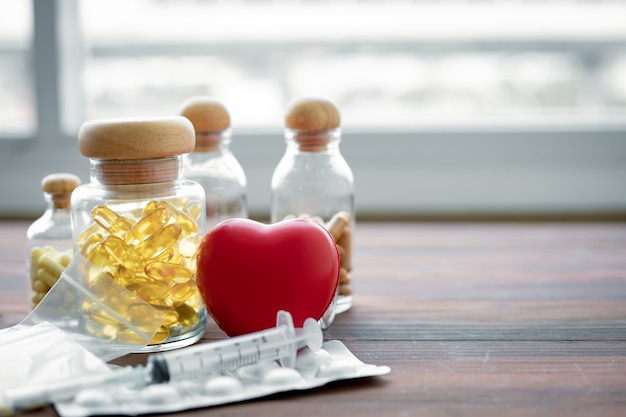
[285,98,340,152]
[180,97,230,132]
[41,173,81,209]
[78,116,195,160]
[285,98,340,131]
[179,97,231,153]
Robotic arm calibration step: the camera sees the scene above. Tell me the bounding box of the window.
[1,0,626,220]
[0,0,34,136]
[67,0,626,131]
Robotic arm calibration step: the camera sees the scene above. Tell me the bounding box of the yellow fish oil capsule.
[145,261,193,283]
[92,206,132,238]
[85,318,118,342]
[125,207,173,246]
[154,306,180,326]
[170,281,197,306]
[102,235,145,272]
[156,201,199,235]
[149,326,171,345]
[176,303,199,328]
[138,223,182,259]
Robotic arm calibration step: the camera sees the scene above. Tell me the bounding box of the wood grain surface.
[1,221,625,416]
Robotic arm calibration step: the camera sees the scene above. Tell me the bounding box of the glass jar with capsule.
[26,173,81,309]
[270,98,355,329]
[71,116,207,351]
[179,97,247,231]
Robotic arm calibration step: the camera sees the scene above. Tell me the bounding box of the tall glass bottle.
[71,116,207,351]
[179,97,247,231]
[270,98,354,328]
[26,173,81,309]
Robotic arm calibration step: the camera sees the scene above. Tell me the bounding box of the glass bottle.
[179,97,247,231]
[71,116,207,351]
[270,98,355,328]
[26,173,81,309]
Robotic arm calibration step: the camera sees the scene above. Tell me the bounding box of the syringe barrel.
[146,323,297,383]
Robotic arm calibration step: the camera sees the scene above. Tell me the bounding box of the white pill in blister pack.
[203,376,242,396]
[54,340,390,417]
[263,368,303,386]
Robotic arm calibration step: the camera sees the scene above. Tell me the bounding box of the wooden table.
[2,221,626,416]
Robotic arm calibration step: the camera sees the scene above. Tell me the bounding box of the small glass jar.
[180,97,247,231]
[26,173,81,309]
[270,98,355,328]
[71,117,207,351]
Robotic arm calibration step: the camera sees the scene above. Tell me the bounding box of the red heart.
[196,218,340,336]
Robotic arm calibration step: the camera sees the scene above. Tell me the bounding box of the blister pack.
[54,340,390,417]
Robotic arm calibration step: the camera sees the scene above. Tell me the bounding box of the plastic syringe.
[146,310,322,383]
[1,311,321,413]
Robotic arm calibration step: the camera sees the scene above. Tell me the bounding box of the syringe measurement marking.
[163,327,298,381]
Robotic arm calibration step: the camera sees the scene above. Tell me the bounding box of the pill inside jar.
[77,199,204,345]
[284,211,353,299]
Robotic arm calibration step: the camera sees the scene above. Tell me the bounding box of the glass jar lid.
[41,173,81,194]
[78,116,195,160]
[285,98,340,131]
[41,173,81,209]
[179,97,231,152]
[285,98,341,152]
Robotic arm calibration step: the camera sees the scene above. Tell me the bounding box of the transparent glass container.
[26,173,81,309]
[180,97,247,231]
[182,130,247,230]
[271,98,355,328]
[71,117,207,351]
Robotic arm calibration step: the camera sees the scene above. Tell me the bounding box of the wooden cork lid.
[41,173,81,209]
[78,116,195,159]
[285,98,340,152]
[179,97,230,152]
[179,97,230,132]
[285,98,340,131]
[41,173,81,194]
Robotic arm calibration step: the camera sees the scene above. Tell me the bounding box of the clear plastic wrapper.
[19,253,166,361]
[0,254,166,415]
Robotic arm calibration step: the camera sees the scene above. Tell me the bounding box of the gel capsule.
[134,281,171,306]
[85,243,115,266]
[85,318,118,342]
[145,261,193,284]
[125,207,173,246]
[156,201,199,235]
[85,302,121,326]
[138,223,182,259]
[149,326,170,345]
[154,306,180,326]
[116,327,149,345]
[127,302,162,324]
[169,281,196,306]
[92,206,132,238]
[176,303,199,328]
[102,235,145,272]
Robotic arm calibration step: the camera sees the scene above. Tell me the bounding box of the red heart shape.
[196,218,340,336]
